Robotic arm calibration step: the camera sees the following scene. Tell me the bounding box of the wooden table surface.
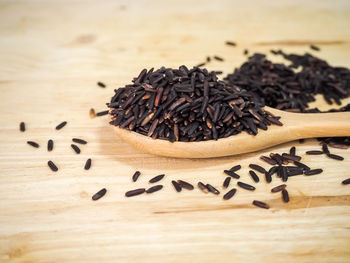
[1,0,350,262]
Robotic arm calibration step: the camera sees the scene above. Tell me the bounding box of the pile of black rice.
[107,66,282,142]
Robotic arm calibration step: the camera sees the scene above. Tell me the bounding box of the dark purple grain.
[172,180,182,192]
[72,138,87,145]
[132,171,141,182]
[92,188,106,200]
[84,158,91,170]
[252,200,269,209]
[271,184,286,193]
[342,178,350,185]
[149,174,165,183]
[306,150,324,155]
[48,160,58,172]
[27,141,39,148]
[97,81,106,88]
[55,121,67,130]
[96,110,109,117]
[223,177,231,188]
[282,189,289,203]
[237,181,255,191]
[20,122,25,132]
[47,139,53,151]
[71,144,81,154]
[146,185,163,194]
[327,153,344,161]
[304,168,323,176]
[249,170,260,183]
[206,184,220,195]
[177,180,194,190]
[249,164,266,174]
[125,188,145,197]
[223,188,237,200]
[198,182,209,193]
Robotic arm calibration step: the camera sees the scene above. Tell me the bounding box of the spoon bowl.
[114,107,350,158]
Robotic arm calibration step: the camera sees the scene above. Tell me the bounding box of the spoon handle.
[274,110,350,139]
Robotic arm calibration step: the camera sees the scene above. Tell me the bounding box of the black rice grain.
[177,180,194,190]
[265,172,272,183]
[229,165,241,172]
[225,41,236,46]
[252,200,269,209]
[304,168,323,176]
[322,143,330,154]
[223,188,237,200]
[172,180,182,192]
[237,181,255,191]
[306,150,324,155]
[206,184,220,195]
[198,182,209,193]
[71,144,81,154]
[96,110,109,117]
[84,158,92,170]
[249,164,266,174]
[224,170,240,179]
[289,146,296,156]
[310,45,320,51]
[132,171,141,182]
[125,188,145,197]
[281,153,301,162]
[223,177,231,188]
[47,139,53,151]
[213,55,224,61]
[149,174,165,183]
[97,81,106,88]
[27,141,39,148]
[56,121,67,130]
[260,156,277,165]
[327,153,344,161]
[294,161,310,171]
[20,122,25,132]
[72,138,87,145]
[48,160,58,172]
[249,170,260,183]
[282,189,289,203]
[146,185,163,194]
[271,184,286,193]
[92,188,107,200]
[342,178,350,185]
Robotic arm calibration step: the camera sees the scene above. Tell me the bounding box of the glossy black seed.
[149,174,165,183]
[327,153,344,161]
[229,165,241,172]
[306,150,324,155]
[260,156,277,165]
[55,121,67,130]
[177,180,194,190]
[206,184,220,195]
[304,168,323,176]
[265,172,272,183]
[310,45,320,51]
[223,177,231,188]
[132,171,141,182]
[84,158,91,170]
[96,110,109,116]
[252,200,269,209]
[282,189,289,203]
[20,122,25,132]
[47,160,58,172]
[47,139,53,151]
[223,188,237,200]
[97,82,106,88]
[249,170,260,183]
[289,146,296,156]
[92,188,107,200]
[224,170,240,179]
[237,181,255,191]
[125,188,145,197]
[72,138,87,144]
[281,153,301,162]
[271,184,286,193]
[198,182,209,193]
[225,41,236,46]
[71,144,81,154]
[342,178,350,185]
[27,141,39,148]
[146,185,163,194]
[172,180,182,192]
[249,164,266,174]
[294,161,310,171]
[213,55,224,61]
[322,143,330,154]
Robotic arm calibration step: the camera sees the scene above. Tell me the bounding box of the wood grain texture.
[0,0,350,262]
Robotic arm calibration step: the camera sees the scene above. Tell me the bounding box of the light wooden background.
[0,0,350,262]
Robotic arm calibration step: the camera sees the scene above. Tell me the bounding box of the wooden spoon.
[114,107,350,158]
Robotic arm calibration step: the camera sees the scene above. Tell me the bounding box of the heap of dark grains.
[224,52,350,111]
[108,66,282,142]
